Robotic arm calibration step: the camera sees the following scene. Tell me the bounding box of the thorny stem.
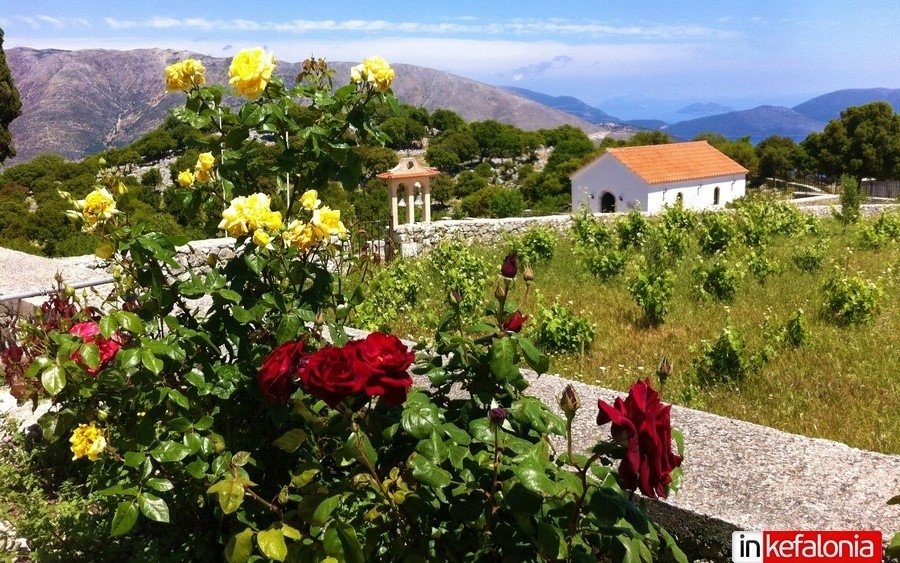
[566,451,603,545]
[485,425,502,534]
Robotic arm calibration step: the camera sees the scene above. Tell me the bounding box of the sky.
[2,0,899,120]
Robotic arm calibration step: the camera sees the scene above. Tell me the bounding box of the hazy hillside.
[6,47,602,163]
[664,105,825,143]
[677,102,734,117]
[792,88,900,122]
[503,86,624,125]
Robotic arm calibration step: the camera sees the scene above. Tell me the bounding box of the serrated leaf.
[275,313,301,344]
[517,336,550,374]
[151,441,191,462]
[99,315,118,338]
[118,348,141,369]
[409,454,451,489]
[110,501,138,536]
[489,336,518,381]
[41,365,66,395]
[138,493,170,523]
[185,460,209,479]
[513,459,557,496]
[416,430,449,464]
[401,399,441,439]
[115,311,144,333]
[225,528,254,563]
[273,428,308,452]
[79,342,100,369]
[257,528,288,561]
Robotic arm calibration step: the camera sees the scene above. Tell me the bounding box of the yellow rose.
[164,58,206,92]
[312,206,348,239]
[351,56,395,92]
[196,152,215,172]
[299,189,321,211]
[195,168,213,183]
[229,48,276,99]
[70,422,106,461]
[252,229,272,248]
[218,193,283,237]
[76,187,117,227]
[177,170,195,188]
[283,220,321,251]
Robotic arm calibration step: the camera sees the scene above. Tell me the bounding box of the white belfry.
[376,157,441,228]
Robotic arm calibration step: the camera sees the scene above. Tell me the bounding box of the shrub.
[697,212,736,255]
[782,308,810,348]
[692,326,751,387]
[821,271,882,325]
[747,248,777,284]
[693,259,740,302]
[510,226,557,266]
[460,185,524,218]
[616,208,648,249]
[570,208,615,248]
[629,265,675,325]
[429,239,493,318]
[792,239,827,272]
[355,259,422,330]
[533,303,596,353]
[578,246,627,281]
[857,212,900,250]
[835,174,862,225]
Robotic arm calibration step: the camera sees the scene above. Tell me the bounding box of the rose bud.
[502,311,528,333]
[523,265,535,284]
[656,356,672,386]
[449,290,462,305]
[488,406,508,426]
[500,253,518,279]
[559,384,581,419]
[494,283,508,302]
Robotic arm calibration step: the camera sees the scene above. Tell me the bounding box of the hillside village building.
[569,141,748,213]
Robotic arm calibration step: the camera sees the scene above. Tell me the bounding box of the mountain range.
[508,86,900,144]
[5,47,605,164]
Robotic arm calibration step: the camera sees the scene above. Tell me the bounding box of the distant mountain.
[792,88,900,122]
[677,102,734,116]
[663,106,825,143]
[6,47,603,163]
[503,86,624,125]
[625,119,668,130]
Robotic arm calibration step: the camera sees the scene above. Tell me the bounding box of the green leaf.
[141,350,163,375]
[231,451,251,466]
[150,441,191,462]
[115,311,144,334]
[145,478,173,492]
[537,522,568,560]
[312,494,342,527]
[138,493,170,523]
[124,451,146,468]
[207,478,245,514]
[416,430,449,464]
[517,336,550,374]
[118,348,141,369]
[110,501,138,536]
[41,365,66,396]
[99,314,118,338]
[401,399,441,439]
[167,388,190,410]
[513,459,557,497]
[225,528,254,563]
[275,313,301,344]
[887,533,900,559]
[409,454,452,489]
[273,428,308,452]
[257,528,288,562]
[442,422,471,446]
[185,460,209,479]
[323,521,364,563]
[489,336,518,381]
[80,342,101,369]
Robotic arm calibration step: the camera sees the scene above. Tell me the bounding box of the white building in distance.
[570,141,748,213]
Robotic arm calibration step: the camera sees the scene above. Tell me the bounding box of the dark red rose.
[501,253,518,278]
[347,332,415,405]
[298,345,367,407]
[69,321,124,376]
[257,339,308,403]
[596,379,682,499]
[502,311,529,333]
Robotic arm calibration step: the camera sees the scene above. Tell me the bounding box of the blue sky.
[2,1,898,119]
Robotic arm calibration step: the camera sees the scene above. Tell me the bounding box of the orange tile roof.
[604,141,748,185]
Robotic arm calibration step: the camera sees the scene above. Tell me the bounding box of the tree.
[381,116,426,150]
[424,146,460,173]
[0,28,23,163]
[429,173,455,206]
[836,174,862,225]
[470,120,526,160]
[432,129,480,163]
[627,130,674,146]
[430,108,466,133]
[803,101,900,180]
[697,133,759,183]
[756,136,804,185]
[353,145,399,181]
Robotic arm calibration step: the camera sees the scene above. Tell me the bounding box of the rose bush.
[0,50,686,562]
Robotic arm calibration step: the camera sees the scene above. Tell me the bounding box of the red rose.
[346,332,415,405]
[298,345,366,407]
[596,379,682,499]
[69,321,124,376]
[502,311,529,333]
[257,339,308,403]
[501,253,518,278]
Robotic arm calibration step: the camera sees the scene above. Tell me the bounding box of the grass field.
[374,204,900,454]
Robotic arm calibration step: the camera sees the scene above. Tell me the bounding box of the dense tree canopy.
[0,29,23,163]
[802,101,900,180]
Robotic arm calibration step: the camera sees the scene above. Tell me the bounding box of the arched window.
[713,186,720,205]
[600,192,616,213]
